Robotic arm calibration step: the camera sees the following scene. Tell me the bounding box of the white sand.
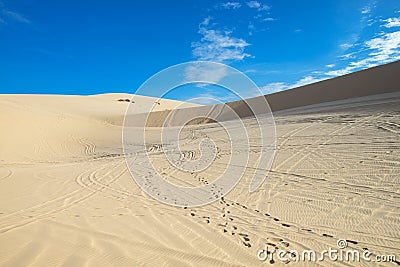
[0,89,399,266]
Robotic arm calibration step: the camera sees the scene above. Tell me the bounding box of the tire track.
[0,160,123,233]
[0,166,12,182]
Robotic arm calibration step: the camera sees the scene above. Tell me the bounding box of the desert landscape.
[0,62,400,266]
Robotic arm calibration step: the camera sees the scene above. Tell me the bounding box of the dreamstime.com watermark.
[257,239,397,264]
[123,61,276,207]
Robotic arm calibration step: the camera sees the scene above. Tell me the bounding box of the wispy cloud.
[246,1,270,11]
[360,1,376,15]
[247,1,260,8]
[2,10,30,24]
[365,31,400,61]
[361,6,371,15]
[260,82,287,94]
[291,76,324,88]
[383,17,400,28]
[260,76,325,95]
[326,64,335,68]
[262,17,275,22]
[219,2,241,10]
[0,1,31,25]
[326,31,400,76]
[340,43,354,50]
[184,62,228,84]
[187,91,237,105]
[192,17,251,62]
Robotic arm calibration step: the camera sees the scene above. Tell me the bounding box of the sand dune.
[0,63,400,266]
[0,94,199,163]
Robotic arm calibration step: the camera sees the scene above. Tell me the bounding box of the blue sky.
[0,0,400,102]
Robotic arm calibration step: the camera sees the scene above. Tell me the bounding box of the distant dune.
[265,60,400,111]
[135,60,400,127]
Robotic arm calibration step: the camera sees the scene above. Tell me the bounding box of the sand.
[0,68,400,265]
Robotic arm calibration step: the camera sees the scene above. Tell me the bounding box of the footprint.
[281,223,290,227]
[346,239,358,245]
[281,241,290,247]
[242,236,250,242]
[242,241,251,248]
[273,218,280,222]
[322,233,333,238]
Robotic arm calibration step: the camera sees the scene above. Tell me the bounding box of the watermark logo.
[337,238,348,249]
[122,61,276,207]
[257,239,397,264]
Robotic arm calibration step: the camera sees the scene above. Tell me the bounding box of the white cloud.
[361,6,371,14]
[247,1,261,8]
[0,0,31,25]
[291,76,323,88]
[248,22,255,35]
[340,43,353,50]
[365,31,400,62]
[184,62,228,84]
[326,31,400,77]
[186,92,237,105]
[260,82,287,94]
[247,1,270,11]
[201,16,211,26]
[258,5,270,11]
[192,17,251,62]
[263,17,275,22]
[339,52,356,60]
[383,17,400,28]
[260,76,325,95]
[220,2,241,9]
[248,22,255,30]
[325,67,352,77]
[326,64,335,68]
[2,9,30,24]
